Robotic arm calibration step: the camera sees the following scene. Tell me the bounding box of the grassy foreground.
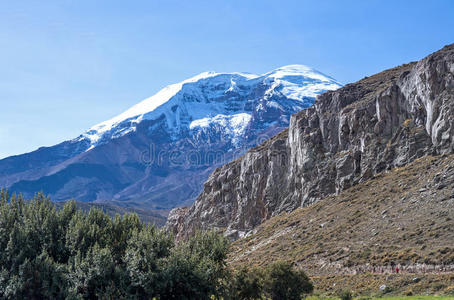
[308,296,454,299]
[310,273,454,298]
[377,297,454,300]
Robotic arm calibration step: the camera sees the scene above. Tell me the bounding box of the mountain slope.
[229,154,454,274]
[167,44,454,239]
[0,65,341,212]
[229,153,454,296]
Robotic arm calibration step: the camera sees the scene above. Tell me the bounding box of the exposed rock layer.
[167,44,454,239]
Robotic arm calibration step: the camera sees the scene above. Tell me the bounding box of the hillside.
[229,153,454,295]
[230,153,454,270]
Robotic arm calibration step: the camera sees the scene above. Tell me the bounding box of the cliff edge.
[167,44,454,240]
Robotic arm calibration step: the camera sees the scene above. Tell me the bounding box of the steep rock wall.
[167,44,454,240]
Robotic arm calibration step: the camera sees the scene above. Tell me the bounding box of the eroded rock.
[167,44,454,240]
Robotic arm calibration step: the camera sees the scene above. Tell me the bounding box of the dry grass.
[312,273,454,298]
[229,154,454,295]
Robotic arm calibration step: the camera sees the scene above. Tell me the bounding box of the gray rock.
[167,44,454,240]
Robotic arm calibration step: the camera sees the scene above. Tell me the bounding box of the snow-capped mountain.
[0,65,341,214]
[80,65,340,148]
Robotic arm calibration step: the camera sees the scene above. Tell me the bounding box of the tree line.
[0,190,313,299]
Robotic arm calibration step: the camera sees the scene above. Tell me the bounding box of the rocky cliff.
[167,44,454,239]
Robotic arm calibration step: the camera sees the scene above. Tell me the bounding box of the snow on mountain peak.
[267,64,336,81]
[85,71,223,140]
[80,65,341,147]
[263,64,342,100]
[189,113,252,145]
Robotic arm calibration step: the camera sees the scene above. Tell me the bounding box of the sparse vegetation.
[307,297,454,300]
[230,154,454,296]
[338,289,353,300]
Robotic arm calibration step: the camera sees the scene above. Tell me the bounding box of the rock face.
[167,44,454,239]
[0,66,340,213]
[229,153,454,275]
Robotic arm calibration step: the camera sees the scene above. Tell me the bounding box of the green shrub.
[228,266,263,300]
[263,261,313,300]
[337,289,353,300]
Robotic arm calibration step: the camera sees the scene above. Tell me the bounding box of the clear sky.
[0,0,453,159]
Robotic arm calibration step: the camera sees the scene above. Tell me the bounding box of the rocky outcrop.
[167,44,454,240]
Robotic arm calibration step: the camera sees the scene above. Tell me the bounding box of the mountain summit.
[1,65,341,213]
[81,65,340,148]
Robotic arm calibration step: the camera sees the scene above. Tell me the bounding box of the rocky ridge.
[167,44,454,239]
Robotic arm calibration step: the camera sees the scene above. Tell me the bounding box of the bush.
[157,231,230,299]
[263,261,313,300]
[228,266,263,300]
[337,289,353,300]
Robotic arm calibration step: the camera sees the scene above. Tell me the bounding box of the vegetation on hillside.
[307,297,454,300]
[230,154,454,296]
[55,200,168,226]
[0,190,312,299]
[231,155,454,271]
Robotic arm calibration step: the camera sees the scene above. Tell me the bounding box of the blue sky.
[0,0,453,159]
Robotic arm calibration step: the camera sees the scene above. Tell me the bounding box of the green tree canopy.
[0,191,313,299]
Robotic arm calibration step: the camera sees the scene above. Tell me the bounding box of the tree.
[18,251,68,299]
[68,244,121,299]
[123,227,173,297]
[65,208,113,257]
[157,231,230,299]
[0,191,319,299]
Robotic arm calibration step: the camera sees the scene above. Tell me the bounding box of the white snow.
[86,72,223,139]
[79,65,342,149]
[190,113,252,145]
[266,101,283,109]
[264,65,343,100]
[266,65,335,82]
